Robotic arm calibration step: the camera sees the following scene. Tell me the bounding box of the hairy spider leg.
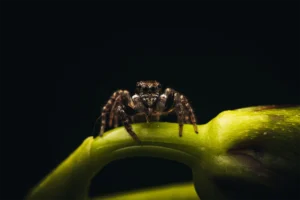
[132,94,149,123]
[175,101,185,137]
[114,114,119,128]
[180,95,199,133]
[154,113,161,121]
[99,105,109,136]
[160,88,184,136]
[117,105,141,143]
[161,88,198,136]
[109,95,121,127]
[184,113,191,124]
[100,90,123,136]
[109,90,134,127]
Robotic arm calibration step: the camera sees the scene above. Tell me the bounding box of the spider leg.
[154,113,161,122]
[184,113,191,124]
[175,101,185,137]
[117,105,141,143]
[109,96,120,127]
[159,88,198,136]
[109,90,134,127]
[132,94,148,123]
[159,88,185,136]
[99,101,114,136]
[109,91,123,127]
[180,95,198,133]
[113,114,119,128]
[145,113,150,123]
[100,90,124,136]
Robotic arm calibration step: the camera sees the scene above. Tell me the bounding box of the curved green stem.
[95,182,198,200]
[26,123,215,200]
[26,106,300,200]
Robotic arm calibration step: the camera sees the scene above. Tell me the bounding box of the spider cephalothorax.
[135,80,161,107]
[99,80,198,143]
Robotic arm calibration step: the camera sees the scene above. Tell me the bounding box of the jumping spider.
[99,80,198,142]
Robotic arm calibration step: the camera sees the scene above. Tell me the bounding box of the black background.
[1,1,299,200]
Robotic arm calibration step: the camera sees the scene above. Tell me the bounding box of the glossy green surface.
[96,182,199,200]
[26,106,300,200]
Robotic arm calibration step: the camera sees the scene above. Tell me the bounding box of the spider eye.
[157,84,162,89]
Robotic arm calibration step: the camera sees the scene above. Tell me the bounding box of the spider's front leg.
[109,90,134,127]
[100,90,141,143]
[179,94,199,134]
[117,105,141,143]
[175,101,185,137]
[159,88,198,137]
[99,91,119,137]
[99,90,134,136]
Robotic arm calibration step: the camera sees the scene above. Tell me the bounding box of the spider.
[98,80,198,142]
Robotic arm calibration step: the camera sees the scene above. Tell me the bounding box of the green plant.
[26,106,300,200]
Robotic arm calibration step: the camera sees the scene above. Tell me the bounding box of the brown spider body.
[99,80,198,142]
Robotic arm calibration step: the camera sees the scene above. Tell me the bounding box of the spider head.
[136,80,162,107]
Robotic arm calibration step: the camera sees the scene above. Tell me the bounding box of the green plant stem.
[94,182,199,200]
[25,106,300,200]
[26,123,214,200]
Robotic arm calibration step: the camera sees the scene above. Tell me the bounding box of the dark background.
[1,1,299,199]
